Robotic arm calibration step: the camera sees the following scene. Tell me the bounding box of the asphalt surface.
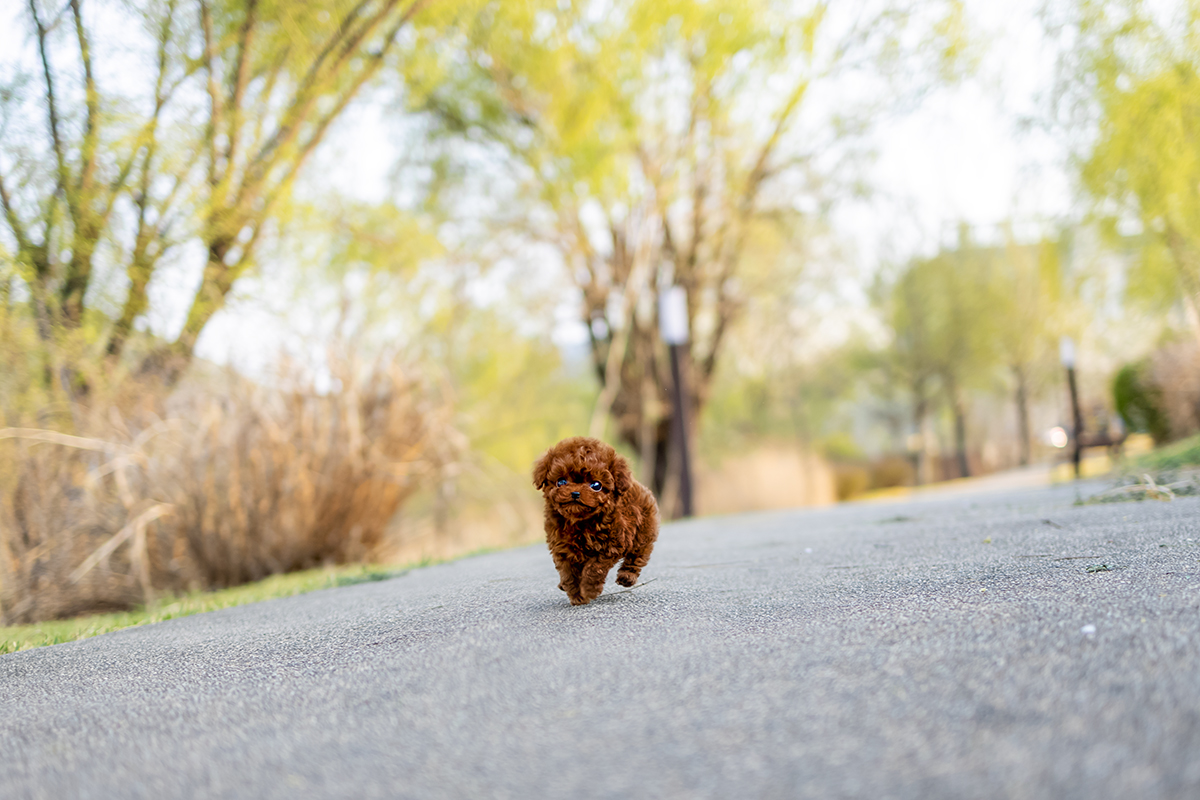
[3,479,1199,800]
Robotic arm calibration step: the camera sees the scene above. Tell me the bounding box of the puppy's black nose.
[571,491,580,499]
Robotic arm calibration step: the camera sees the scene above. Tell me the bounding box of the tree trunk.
[591,309,698,514]
[1013,363,1031,466]
[140,240,235,383]
[911,383,930,485]
[952,389,970,479]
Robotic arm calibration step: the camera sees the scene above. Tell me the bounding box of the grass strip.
[0,563,416,655]
[1131,433,1200,472]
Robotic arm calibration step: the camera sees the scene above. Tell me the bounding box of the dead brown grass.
[696,445,836,514]
[0,356,458,625]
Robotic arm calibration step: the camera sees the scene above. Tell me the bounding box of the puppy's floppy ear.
[610,454,633,494]
[532,450,552,489]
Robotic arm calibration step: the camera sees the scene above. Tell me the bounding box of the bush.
[1114,339,1200,445]
[1113,361,1171,444]
[0,356,458,625]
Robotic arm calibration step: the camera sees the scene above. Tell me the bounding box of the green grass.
[1132,433,1200,472]
[0,563,413,655]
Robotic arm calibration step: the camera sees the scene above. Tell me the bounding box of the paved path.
[3,480,1199,799]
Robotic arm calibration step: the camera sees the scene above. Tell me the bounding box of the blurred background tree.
[405,0,971,510]
[1051,0,1200,335]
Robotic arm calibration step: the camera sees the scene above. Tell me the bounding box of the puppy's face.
[533,437,632,522]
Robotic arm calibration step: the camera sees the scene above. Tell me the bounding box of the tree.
[876,229,1003,481]
[1051,0,1200,336]
[412,0,969,510]
[990,234,1063,465]
[873,257,942,483]
[0,0,462,388]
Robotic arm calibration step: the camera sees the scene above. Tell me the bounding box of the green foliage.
[283,194,593,476]
[989,237,1064,373]
[821,431,866,462]
[1134,432,1200,471]
[879,233,1003,400]
[1113,360,1172,443]
[1058,0,1200,316]
[866,227,1072,477]
[442,309,593,475]
[699,335,864,458]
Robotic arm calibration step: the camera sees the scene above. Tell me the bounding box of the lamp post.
[1060,336,1083,479]
[660,286,694,518]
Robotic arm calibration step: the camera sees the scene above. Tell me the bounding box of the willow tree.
[1052,0,1200,335]
[991,235,1064,465]
[413,0,968,508]
[0,0,467,387]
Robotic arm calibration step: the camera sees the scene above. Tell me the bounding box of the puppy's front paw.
[569,594,591,606]
[615,570,638,587]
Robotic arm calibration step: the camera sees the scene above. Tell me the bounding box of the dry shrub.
[695,446,836,514]
[0,356,457,625]
[832,463,871,501]
[869,455,915,489]
[0,434,144,622]
[1149,338,1200,440]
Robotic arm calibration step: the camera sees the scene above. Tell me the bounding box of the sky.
[847,0,1071,260]
[0,0,1078,371]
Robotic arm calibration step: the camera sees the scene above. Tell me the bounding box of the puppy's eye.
[590,481,603,491]
[556,478,568,486]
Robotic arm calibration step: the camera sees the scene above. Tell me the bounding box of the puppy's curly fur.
[533,436,659,605]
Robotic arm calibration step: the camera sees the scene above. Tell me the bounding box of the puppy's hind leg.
[616,536,655,587]
[615,553,648,587]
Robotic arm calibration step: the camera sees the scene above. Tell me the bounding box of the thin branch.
[682,69,710,285]
[199,0,222,190]
[246,46,287,158]
[101,0,180,221]
[240,0,424,221]
[240,0,430,207]
[0,169,33,257]
[70,0,98,197]
[29,0,69,200]
[69,504,174,584]
[0,426,122,453]
[741,77,810,215]
[589,215,653,438]
[239,0,387,193]
[224,0,258,169]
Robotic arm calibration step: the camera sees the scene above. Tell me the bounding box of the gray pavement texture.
[2,480,1200,800]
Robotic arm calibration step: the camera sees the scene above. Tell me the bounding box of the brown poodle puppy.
[533,436,659,605]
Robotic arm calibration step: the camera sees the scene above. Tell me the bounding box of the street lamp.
[1060,336,1083,478]
[660,286,694,518]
